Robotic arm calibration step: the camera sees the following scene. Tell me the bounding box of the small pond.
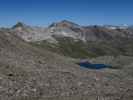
[77,61,111,69]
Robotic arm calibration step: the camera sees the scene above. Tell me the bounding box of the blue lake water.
[78,62,111,69]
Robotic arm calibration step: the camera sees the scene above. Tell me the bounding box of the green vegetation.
[30,37,133,59]
[30,37,97,59]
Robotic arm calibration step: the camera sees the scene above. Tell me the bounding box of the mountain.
[0,22,133,100]
[12,20,133,42]
[49,20,80,28]
[11,20,133,58]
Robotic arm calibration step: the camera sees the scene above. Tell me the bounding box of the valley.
[0,20,133,100]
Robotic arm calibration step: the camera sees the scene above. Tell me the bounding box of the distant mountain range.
[9,20,133,58]
[11,20,133,42]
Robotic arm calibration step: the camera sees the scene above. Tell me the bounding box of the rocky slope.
[0,22,133,100]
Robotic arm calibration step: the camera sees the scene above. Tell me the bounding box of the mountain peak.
[59,20,80,27]
[60,20,75,24]
[49,20,80,28]
[12,22,26,29]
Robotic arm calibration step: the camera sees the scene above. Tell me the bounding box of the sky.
[0,0,133,27]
